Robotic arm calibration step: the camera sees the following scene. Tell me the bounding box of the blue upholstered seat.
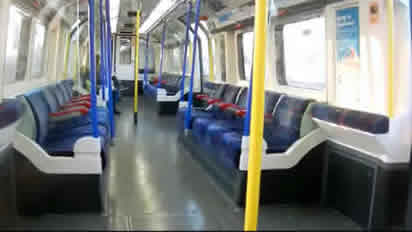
[263,96,311,153]
[311,103,389,134]
[219,132,243,169]
[24,89,109,156]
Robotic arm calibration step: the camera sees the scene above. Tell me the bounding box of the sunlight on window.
[283,17,326,89]
[240,31,254,81]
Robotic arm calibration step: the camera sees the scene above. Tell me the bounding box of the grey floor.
[10,97,362,231]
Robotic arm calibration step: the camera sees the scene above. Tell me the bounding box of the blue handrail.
[157,22,167,90]
[180,1,193,101]
[243,71,253,136]
[143,33,150,89]
[99,0,106,101]
[105,0,115,138]
[184,0,201,131]
[88,0,99,138]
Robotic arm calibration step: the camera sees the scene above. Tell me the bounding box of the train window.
[280,17,326,90]
[119,38,132,65]
[31,22,46,79]
[238,31,254,81]
[5,6,32,83]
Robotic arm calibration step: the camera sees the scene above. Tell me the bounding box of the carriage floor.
[8,97,362,230]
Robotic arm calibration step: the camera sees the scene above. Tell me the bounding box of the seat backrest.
[42,86,60,113]
[264,96,311,152]
[235,88,249,109]
[62,80,73,98]
[222,85,241,104]
[264,91,283,115]
[24,90,50,145]
[57,83,70,103]
[51,84,67,107]
[311,103,389,134]
[211,84,227,99]
[16,96,37,140]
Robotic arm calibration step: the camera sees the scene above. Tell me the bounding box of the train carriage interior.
[1,0,412,230]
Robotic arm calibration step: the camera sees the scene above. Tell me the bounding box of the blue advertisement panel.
[335,7,361,107]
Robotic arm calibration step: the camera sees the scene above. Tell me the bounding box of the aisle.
[106,97,361,230]
[9,97,361,230]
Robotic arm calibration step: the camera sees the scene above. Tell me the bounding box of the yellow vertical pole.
[243,0,268,230]
[134,10,141,123]
[386,0,394,118]
[63,34,71,79]
[208,38,215,81]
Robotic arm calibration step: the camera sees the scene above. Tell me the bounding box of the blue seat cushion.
[205,120,243,147]
[177,107,215,130]
[47,124,109,141]
[44,134,107,155]
[192,117,216,142]
[218,132,243,169]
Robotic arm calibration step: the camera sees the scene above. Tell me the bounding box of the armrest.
[49,107,89,117]
[196,94,209,100]
[207,99,221,105]
[217,103,238,111]
[71,96,91,102]
[236,109,247,118]
[62,102,91,109]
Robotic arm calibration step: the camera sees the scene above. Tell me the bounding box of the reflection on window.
[31,22,46,78]
[119,38,132,64]
[5,6,32,83]
[238,31,254,81]
[282,17,326,89]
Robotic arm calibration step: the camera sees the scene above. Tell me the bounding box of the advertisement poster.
[335,7,361,107]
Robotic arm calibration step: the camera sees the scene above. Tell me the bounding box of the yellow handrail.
[208,38,215,81]
[386,0,394,118]
[134,10,141,119]
[63,34,71,79]
[244,0,268,230]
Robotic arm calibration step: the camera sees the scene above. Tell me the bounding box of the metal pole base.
[134,113,138,124]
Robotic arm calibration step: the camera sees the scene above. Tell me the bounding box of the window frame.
[214,34,226,82]
[275,12,327,91]
[237,28,254,82]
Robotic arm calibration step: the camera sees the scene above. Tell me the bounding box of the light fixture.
[110,0,121,33]
[139,0,180,34]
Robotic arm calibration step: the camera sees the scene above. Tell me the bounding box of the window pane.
[5,6,31,83]
[282,17,326,89]
[31,22,46,78]
[192,22,209,76]
[239,31,254,81]
[119,38,132,64]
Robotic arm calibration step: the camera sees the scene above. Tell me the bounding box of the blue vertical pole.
[99,0,106,101]
[143,33,150,88]
[180,1,193,101]
[88,0,99,138]
[157,22,167,89]
[184,0,201,131]
[243,73,253,136]
[105,0,115,138]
